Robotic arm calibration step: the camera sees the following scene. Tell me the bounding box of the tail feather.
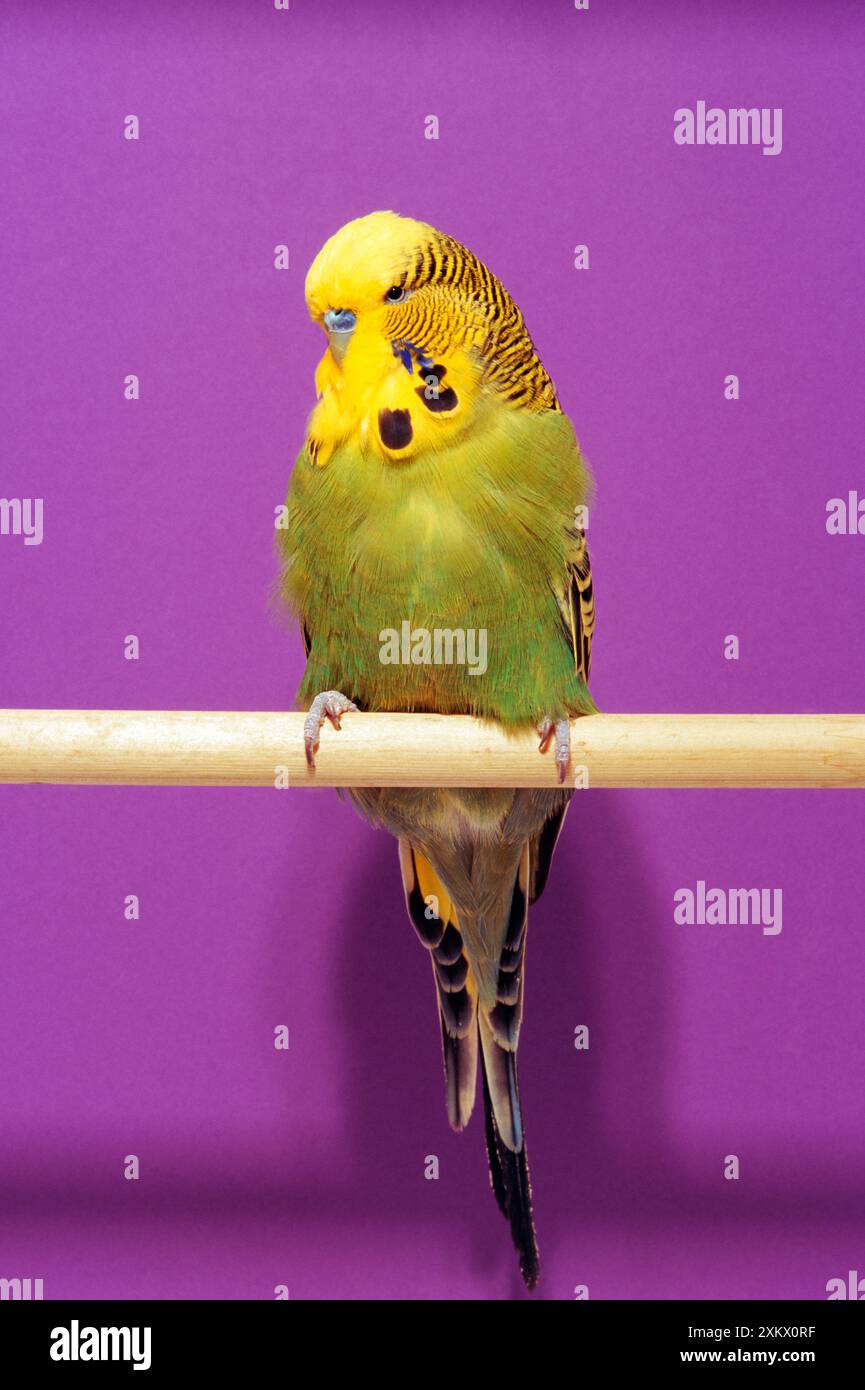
[529,802,569,904]
[398,836,540,1287]
[477,843,539,1288]
[398,839,478,1128]
[440,1015,479,1133]
[478,1006,523,1150]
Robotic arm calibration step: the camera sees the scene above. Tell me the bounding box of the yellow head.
[303,211,558,466]
[305,210,429,339]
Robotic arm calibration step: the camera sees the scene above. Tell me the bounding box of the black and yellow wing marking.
[389,229,561,413]
[531,528,596,904]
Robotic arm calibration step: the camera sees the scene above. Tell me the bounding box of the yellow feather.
[302,210,559,466]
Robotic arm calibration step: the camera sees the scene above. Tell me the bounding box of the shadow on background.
[0,789,860,1300]
[308,788,674,1296]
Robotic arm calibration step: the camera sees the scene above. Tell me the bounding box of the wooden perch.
[0,710,862,788]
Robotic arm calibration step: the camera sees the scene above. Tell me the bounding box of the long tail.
[398,838,539,1288]
[398,840,478,1130]
[480,1033,539,1289]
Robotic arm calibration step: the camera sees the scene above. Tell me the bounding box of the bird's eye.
[385,285,407,304]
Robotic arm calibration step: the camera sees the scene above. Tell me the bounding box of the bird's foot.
[537,717,571,784]
[304,690,358,770]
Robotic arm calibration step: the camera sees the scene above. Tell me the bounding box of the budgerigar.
[279,211,596,1288]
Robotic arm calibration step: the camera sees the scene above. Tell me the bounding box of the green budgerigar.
[279,211,596,1287]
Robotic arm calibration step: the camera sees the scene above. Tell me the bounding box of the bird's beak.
[323,308,357,364]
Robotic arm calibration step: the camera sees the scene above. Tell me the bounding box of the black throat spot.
[416,363,459,413]
[378,407,414,450]
[417,383,459,413]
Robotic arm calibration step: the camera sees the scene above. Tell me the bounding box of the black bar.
[1,1298,861,1374]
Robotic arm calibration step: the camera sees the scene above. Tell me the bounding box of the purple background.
[1,0,864,1300]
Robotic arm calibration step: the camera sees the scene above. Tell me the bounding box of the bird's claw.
[537,717,571,784]
[304,690,358,770]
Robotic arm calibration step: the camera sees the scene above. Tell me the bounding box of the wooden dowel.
[0,710,862,788]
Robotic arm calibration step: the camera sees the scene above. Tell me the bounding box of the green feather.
[279,405,596,727]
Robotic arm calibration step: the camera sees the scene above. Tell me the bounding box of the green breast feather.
[279,406,596,727]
